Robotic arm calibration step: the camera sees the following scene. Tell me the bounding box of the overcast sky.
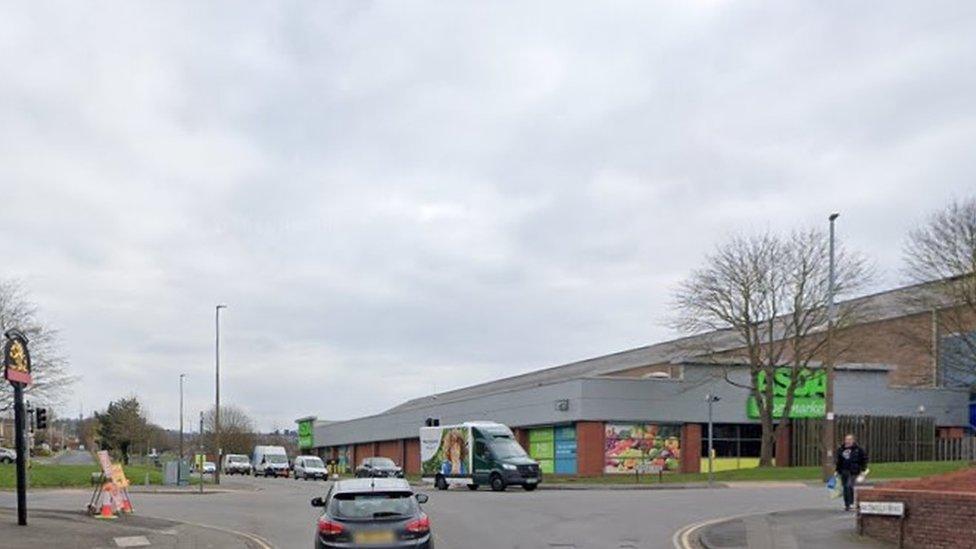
[1,2,974,431]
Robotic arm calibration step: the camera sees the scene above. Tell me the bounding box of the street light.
[706,394,721,488]
[179,373,186,485]
[215,304,227,485]
[822,213,839,481]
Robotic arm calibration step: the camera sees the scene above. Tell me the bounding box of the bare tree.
[903,197,976,389]
[0,279,74,411]
[203,405,256,456]
[673,229,870,466]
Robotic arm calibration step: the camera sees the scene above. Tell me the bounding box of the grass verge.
[0,463,164,489]
[542,460,974,485]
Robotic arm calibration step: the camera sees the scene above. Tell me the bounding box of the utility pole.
[199,411,204,495]
[179,373,186,484]
[822,212,839,481]
[215,304,226,485]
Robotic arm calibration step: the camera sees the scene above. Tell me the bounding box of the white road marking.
[114,536,151,547]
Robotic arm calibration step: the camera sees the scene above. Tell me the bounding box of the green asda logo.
[298,419,314,449]
[746,368,826,419]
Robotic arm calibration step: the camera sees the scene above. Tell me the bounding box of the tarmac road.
[1,475,844,549]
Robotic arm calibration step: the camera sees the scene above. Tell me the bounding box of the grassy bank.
[542,460,974,485]
[0,463,164,489]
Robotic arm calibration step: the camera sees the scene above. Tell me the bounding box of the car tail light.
[405,514,430,534]
[317,518,344,535]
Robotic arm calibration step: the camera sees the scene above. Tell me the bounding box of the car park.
[355,456,404,478]
[311,478,432,549]
[223,454,253,475]
[294,455,329,481]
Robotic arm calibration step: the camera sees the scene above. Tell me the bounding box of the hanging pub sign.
[3,330,31,386]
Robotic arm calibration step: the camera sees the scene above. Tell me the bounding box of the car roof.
[332,478,411,494]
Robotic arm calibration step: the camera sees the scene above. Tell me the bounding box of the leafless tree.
[903,197,976,389]
[202,405,256,456]
[673,229,871,466]
[0,279,74,411]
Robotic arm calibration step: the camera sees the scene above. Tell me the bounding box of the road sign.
[859,501,905,516]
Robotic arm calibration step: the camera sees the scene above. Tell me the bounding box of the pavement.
[694,508,891,549]
[0,507,263,548]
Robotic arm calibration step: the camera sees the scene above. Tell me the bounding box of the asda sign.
[746,368,826,419]
[297,418,315,449]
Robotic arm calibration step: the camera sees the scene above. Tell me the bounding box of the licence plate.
[525,478,538,484]
[353,531,396,544]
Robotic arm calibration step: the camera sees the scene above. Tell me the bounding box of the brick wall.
[858,488,976,549]
[680,423,701,473]
[404,438,420,474]
[354,442,375,465]
[377,440,401,464]
[576,421,605,476]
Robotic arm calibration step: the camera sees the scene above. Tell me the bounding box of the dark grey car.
[311,478,432,549]
[355,457,404,478]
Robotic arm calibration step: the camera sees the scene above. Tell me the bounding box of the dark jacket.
[835,444,868,474]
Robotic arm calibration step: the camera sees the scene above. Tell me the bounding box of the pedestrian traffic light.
[35,408,47,430]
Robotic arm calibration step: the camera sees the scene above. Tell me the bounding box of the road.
[1,475,844,549]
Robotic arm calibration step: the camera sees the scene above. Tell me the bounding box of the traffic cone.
[94,502,117,520]
[120,496,133,514]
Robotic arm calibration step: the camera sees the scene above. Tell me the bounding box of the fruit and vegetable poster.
[604,423,680,474]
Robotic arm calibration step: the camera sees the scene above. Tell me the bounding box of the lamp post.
[706,394,721,488]
[822,212,839,482]
[179,373,186,484]
[215,304,227,485]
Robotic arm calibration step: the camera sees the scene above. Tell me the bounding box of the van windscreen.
[490,436,528,459]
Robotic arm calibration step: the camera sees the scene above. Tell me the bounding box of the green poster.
[746,368,826,419]
[297,419,314,449]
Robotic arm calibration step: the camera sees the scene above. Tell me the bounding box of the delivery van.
[420,421,540,492]
[252,445,290,477]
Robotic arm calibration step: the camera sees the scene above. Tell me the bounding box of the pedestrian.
[835,433,868,511]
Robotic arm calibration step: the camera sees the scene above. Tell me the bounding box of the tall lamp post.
[706,394,721,488]
[179,373,186,485]
[215,304,227,485]
[822,213,839,481]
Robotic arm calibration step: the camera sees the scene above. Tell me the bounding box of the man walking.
[835,433,868,511]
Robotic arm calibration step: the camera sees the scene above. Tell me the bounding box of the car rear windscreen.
[331,491,415,519]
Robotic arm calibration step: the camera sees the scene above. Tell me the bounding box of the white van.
[252,445,290,477]
[293,455,329,481]
[222,453,252,475]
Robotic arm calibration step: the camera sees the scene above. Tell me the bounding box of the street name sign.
[859,501,905,516]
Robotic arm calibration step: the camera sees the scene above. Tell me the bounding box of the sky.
[1,2,974,431]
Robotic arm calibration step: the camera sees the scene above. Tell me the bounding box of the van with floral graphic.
[420,421,540,492]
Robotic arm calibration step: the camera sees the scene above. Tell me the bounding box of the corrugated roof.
[378,280,948,414]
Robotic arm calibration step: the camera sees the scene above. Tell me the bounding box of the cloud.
[0,1,974,430]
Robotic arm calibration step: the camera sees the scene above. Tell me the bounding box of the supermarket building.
[297,283,976,476]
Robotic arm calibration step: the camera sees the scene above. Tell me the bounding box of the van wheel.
[467,484,479,491]
[435,475,448,491]
[490,474,506,492]
[523,483,537,491]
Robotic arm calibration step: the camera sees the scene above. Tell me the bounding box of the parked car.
[202,461,217,474]
[222,454,253,475]
[252,445,290,477]
[311,478,431,549]
[0,447,16,464]
[294,455,329,481]
[355,456,404,478]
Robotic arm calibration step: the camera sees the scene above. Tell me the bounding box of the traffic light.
[35,408,47,430]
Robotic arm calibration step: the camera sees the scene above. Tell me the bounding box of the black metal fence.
[790,415,936,466]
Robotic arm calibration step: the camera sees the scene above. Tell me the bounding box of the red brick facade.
[404,438,420,474]
[680,423,701,473]
[576,421,605,476]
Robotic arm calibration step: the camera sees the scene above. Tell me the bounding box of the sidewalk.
[0,508,263,548]
[697,508,890,549]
